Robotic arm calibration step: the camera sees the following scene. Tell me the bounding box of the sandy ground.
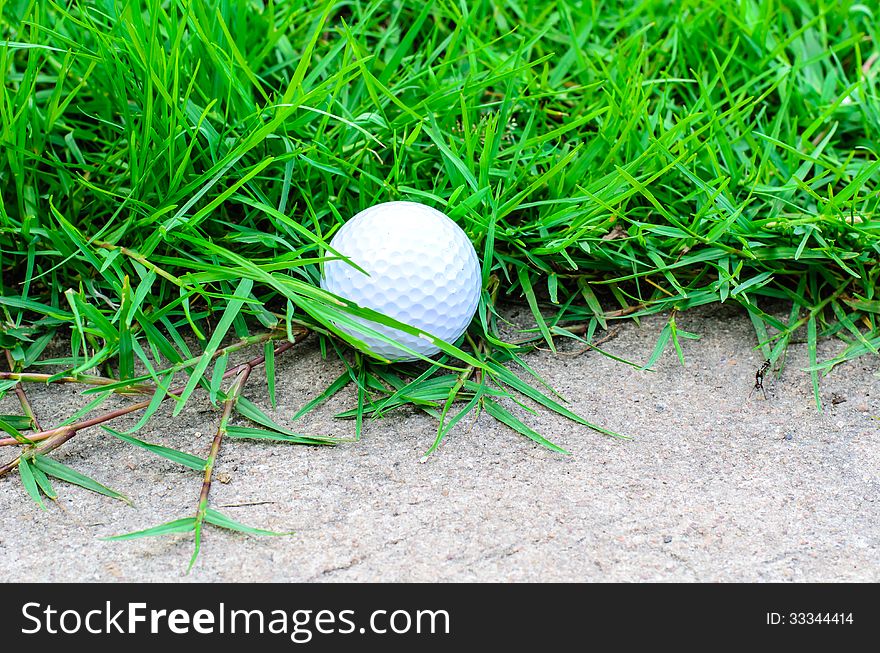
[0,303,877,582]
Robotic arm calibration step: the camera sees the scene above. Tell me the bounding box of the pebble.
[663,535,673,544]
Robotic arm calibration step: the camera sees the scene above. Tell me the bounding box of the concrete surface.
[0,303,877,582]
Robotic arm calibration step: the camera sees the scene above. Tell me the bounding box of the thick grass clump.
[1,0,878,562]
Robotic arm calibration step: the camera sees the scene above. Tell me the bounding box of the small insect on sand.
[751,359,771,399]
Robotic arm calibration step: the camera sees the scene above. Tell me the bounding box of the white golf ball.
[320,201,482,361]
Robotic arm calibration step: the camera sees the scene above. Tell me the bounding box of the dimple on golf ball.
[320,201,482,361]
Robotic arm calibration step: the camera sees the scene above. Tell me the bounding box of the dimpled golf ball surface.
[321,201,481,360]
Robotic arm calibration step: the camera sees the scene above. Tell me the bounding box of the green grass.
[1,0,879,564]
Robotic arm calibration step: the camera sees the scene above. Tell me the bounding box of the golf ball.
[320,201,482,361]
